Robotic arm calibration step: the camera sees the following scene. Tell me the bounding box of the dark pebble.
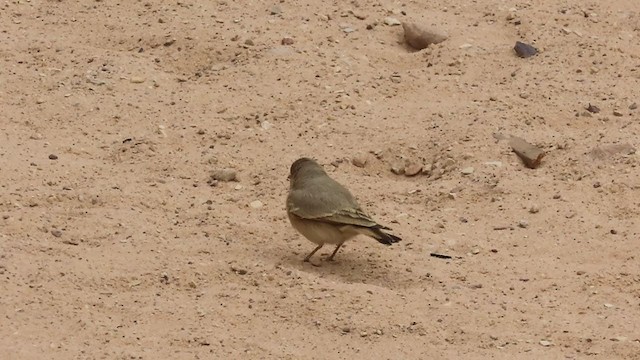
[586,103,600,113]
[49,154,58,160]
[514,41,537,58]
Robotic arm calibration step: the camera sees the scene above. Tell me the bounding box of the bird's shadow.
[276,246,409,289]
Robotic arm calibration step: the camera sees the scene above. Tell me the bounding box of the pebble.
[484,161,502,167]
[539,340,552,347]
[210,169,237,182]
[270,5,282,15]
[630,102,637,110]
[517,220,529,228]
[471,248,480,255]
[130,76,145,84]
[281,37,294,45]
[231,266,248,275]
[604,303,614,308]
[384,17,401,26]
[341,327,351,333]
[48,154,58,160]
[51,229,63,238]
[260,120,272,130]
[514,41,537,58]
[249,200,263,209]
[390,161,405,175]
[404,162,422,176]
[613,110,623,117]
[351,153,368,168]
[586,103,600,113]
[529,204,540,214]
[461,167,474,175]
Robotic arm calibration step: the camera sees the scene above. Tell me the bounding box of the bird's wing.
[287,184,380,228]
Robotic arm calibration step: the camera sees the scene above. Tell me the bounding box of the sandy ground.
[1,0,640,359]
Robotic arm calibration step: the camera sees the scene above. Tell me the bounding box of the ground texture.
[1,0,639,359]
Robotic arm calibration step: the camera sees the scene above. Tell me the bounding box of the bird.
[285,157,401,263]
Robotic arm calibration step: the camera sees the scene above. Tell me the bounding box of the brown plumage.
[286,157,401,263]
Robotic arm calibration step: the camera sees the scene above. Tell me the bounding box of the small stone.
[484,161,502,167]
[249,200,263,209]
[529,205,540,214]
[48,154,58,160]
[260,120,272,130]
[244,39,255,46]
[629,102,637,110]
[281,37,294,45]
[36,98,46,104]
[360,331,368,337]
[350,10,366,20]
[604,303,614,308]
[390,161,405,175]
[611,336,627,342]
[351,153,367,168]
[539,340,552,347]
[471,248,480,255]
[163,38,176,46]
[517,220,529,228]
[51,229,63,238]
[231,266,248,275]
[610,229,617,235]
[30,133,44,140]
[404,162,422,176]
[461,167,474,175]
[342,327,351,333]
[210,169,237,182]
[130,76,145,84]
[576,270,586,275]
[341,25,356,33]
[514,41,537,58]
[613,110,623,117]
[270,5,282,15]
[384,17,401,26]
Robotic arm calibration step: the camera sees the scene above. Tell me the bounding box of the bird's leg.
[304,244,323,263]
[326,242,344,261]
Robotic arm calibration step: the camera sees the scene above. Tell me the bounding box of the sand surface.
[1,0,639,359]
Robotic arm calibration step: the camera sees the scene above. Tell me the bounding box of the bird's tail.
[367,226,402,246]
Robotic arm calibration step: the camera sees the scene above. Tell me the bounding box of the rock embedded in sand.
[514,41,537,58]
[384,17,401,26]
[210,168,237,182]
[351,153,368,168]
[508,136,545,169]
[390,161,405,175]
[249,200,263,209]
[402,22,448,50]
[404,162,423,176]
